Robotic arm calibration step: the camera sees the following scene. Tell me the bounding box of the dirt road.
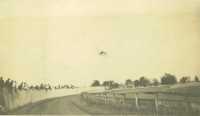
[8,94,139,115]
[9,95,90,115]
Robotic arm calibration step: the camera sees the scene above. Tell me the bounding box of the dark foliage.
[161,73,177,85]
[91,80,101,87]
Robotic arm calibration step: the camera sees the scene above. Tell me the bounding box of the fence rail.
[81,90,200,116]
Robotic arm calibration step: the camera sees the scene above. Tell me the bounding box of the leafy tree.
[161,73,177,85]
[139,76,150,87]
[152,78,159,86]
[102,80,112,89]
[111,82,120,89]
[91,80,100,87]
[102,81,110,87]
[0,77,4,88]
[179,76,190,83]
[195,76,199,82]
[134,80,140,87]
[125,79,132,87]
[102,80,119,89]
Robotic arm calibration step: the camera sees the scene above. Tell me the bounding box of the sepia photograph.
[0,0,200,115]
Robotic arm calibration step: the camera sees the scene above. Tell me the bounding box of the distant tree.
[91,80,101,87]
[0,77,4,88]
[179,76,190,83]
[102,81,109,87]
[35,85,40,90]
[108,81,114,89]
[125,79,132,87]
[152,78,159,86]
[102,81,111,90]
[139,76,150,87]
[111,82,120,89]
[29,85,34,89]
[18,82,23,90]
[102,80,119,89]
[40,83,45,89]
[194,76,200,82]
[161,73,177,85]
[134,80,140,87]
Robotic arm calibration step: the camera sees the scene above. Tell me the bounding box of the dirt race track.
[8,95,91,115]
[8,94,142,115]
[8,95,129,115]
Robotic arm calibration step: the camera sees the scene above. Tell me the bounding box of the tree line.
[0,76,76,92]
[91,73,200,89]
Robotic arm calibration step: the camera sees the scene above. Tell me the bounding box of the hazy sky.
[0,0,200,86]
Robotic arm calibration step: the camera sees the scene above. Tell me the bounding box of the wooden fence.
[81,91,200,116]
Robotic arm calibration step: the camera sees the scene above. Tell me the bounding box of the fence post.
[104,93,107,105]
[155,93,159,116]
[135,93,139,110]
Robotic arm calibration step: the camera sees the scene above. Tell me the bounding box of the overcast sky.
[0,0,200,86]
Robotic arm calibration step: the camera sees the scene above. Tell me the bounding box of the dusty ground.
[8,95,135,115]
[9,95,90,115]
[8,94,196,116]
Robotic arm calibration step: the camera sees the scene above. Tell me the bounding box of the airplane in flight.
[99,50,107,56]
